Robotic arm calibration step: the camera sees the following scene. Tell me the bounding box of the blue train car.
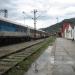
[0,20,16,32]
[0,18,30,46]
[0,18,28,33]
[0,17,49,46]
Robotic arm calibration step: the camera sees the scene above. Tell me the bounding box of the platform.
[25,38,75,75]
[51,38,75,75]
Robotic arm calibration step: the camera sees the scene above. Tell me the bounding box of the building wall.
[62,23,73,39]
[65,24,73,39]
[73,26,75,40]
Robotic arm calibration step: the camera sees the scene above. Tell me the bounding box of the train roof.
[0,17,48,33]
[0,17,37,30]
[0,17,29,28]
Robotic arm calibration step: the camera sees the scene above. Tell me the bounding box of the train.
[0,17,49,46]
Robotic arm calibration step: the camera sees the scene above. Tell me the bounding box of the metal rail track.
[0,39,44,59]
[0,39,46,75]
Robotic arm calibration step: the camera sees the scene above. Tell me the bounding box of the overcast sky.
[0,0,75,29]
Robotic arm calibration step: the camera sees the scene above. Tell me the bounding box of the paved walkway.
[51,38,75,75]
[25,46,53,75]
[25,38,75,75]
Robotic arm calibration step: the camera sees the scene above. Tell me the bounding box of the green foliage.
[41,18,75,34]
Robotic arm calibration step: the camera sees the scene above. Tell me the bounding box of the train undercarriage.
[0,36,48,46]
[0,36,31,46]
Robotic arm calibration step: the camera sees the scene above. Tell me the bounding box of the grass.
[5,36,55,75]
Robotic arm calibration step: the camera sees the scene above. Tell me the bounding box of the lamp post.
[22,11,25,25]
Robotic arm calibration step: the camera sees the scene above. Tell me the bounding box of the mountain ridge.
[40,18,75,33]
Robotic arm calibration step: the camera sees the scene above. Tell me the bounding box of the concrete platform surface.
[51,38,75,75]
[25,46,53,75]
[25,38,75,75]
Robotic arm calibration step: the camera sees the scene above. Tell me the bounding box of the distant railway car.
[0,17,49,46]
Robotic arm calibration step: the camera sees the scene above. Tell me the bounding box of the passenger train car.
[0,17,49,46]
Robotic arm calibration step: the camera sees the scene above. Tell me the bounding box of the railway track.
[0,39,44,59]
[0,39,47,75]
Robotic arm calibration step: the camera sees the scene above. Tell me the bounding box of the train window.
[0,20,16,32]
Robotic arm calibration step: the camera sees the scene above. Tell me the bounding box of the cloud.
[0,0,75,28]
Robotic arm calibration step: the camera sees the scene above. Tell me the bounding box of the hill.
[40,18,75,33]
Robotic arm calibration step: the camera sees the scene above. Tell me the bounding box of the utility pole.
[32,9,38,38]
[22,11,25,25]
[0,9,8,18]
[56,17,58,23]
[22,9,39,38]
[4,9,8,18]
